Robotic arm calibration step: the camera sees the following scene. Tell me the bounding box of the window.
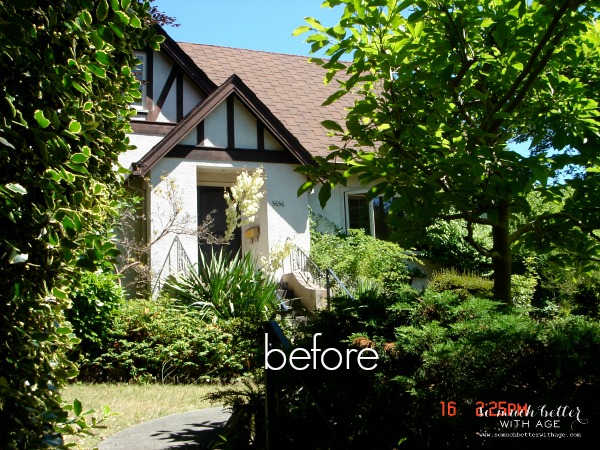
[346,193,393,240]
[347,194,371,232]
[132,52,147,111]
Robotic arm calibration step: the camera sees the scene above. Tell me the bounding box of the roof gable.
[133,74,314,176]
[177,43,353,158]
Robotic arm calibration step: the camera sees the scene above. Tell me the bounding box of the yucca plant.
[165,249,279,322]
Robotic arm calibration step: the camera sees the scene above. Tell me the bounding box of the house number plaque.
[271,200,285,207]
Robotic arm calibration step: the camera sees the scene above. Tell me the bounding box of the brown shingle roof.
[178,42,352,158]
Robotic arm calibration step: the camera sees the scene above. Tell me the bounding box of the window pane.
[348,194,370,234]
[373,196,393,240]
[132,52,146,109]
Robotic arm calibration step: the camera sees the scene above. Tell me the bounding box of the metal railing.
[287,241,356,306]
[287,242,326,287]
[152,235,193,295]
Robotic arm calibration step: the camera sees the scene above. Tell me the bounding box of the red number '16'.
[440,401,457,416]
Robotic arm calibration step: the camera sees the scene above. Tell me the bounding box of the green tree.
[0,0,160,446]
[296,0,600,303]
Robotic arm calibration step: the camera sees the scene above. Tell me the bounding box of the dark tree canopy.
[297,0,600,303]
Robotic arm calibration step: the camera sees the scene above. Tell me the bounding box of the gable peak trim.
[133,74,313,176]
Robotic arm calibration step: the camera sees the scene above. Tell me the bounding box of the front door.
[197,186,241,263]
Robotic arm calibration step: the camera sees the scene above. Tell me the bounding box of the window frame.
[132,51,147,112]
[344,191,393,240]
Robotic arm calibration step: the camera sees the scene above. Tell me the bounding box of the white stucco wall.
[203,102,228,147]
[147,158,310,287]
[180,128,197,146]
[264,164,310,277]
[119,133,164,172]
[152,51,173,122]
[148,158,199,291]
[183,76,203,116]
[233,99,257,149]
[264,130,284,151]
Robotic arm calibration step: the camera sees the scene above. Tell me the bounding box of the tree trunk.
[492,202,512,304]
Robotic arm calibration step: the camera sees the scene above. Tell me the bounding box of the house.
[119,27,391,305]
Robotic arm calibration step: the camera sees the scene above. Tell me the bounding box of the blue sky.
[152,0,341,56]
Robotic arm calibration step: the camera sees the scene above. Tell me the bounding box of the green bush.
[66,270,125,363]
[511,273,538,308]
[393,309,599,449]
[532,262,600,318]
[82,297,261,383]
[165,250,279,323]
[428,268,494,298]
[423,219,492,273]
[572,278,600,318]
[310,229,411,296]
[252,288,600,449]
[429,269,537,307]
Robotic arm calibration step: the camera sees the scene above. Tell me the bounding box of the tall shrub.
[83,297,260,383]
[424,219,492,273]
[0,1,159,446]
[66,270,125,364]
[310,229,411,296]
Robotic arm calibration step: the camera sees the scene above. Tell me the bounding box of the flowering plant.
[224,167,265,241]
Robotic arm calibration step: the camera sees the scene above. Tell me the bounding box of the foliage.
[204,379,266,450]
[392,299,599,449]
[571,275,600,319]
[165,250,280,323]
[310,229,411,296]
[424,219,492,273]
[258,288,600,449]
[428,268,494,299]
[296,0,600,303]
[511,273,538,308]
[0,0,159,446]
[66,270,125,363]
[429,267,539,307]
[147,0,180,27]
[534,269,600,319]
[56,400,115,447]
[81,297,261,383]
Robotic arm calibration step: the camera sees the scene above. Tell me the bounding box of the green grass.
[62,383,226,449]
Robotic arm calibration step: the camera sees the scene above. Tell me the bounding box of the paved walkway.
[98,407,231,450]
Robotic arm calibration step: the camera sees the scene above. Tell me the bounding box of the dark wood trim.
[197,120,204,145]
[147,65,178,122]
[155,25,217,96]
[167,146,297,164]
[257,122,265,151]
[146,50,154,109]
[176,70,184,121]
[156,66,177,109]
[130,121,177,135]
[227,96,235,149]
[133,74,314,177]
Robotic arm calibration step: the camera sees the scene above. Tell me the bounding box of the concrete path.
[98,407,231,450]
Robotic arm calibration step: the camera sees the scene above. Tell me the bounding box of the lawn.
[61,383,225,449]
